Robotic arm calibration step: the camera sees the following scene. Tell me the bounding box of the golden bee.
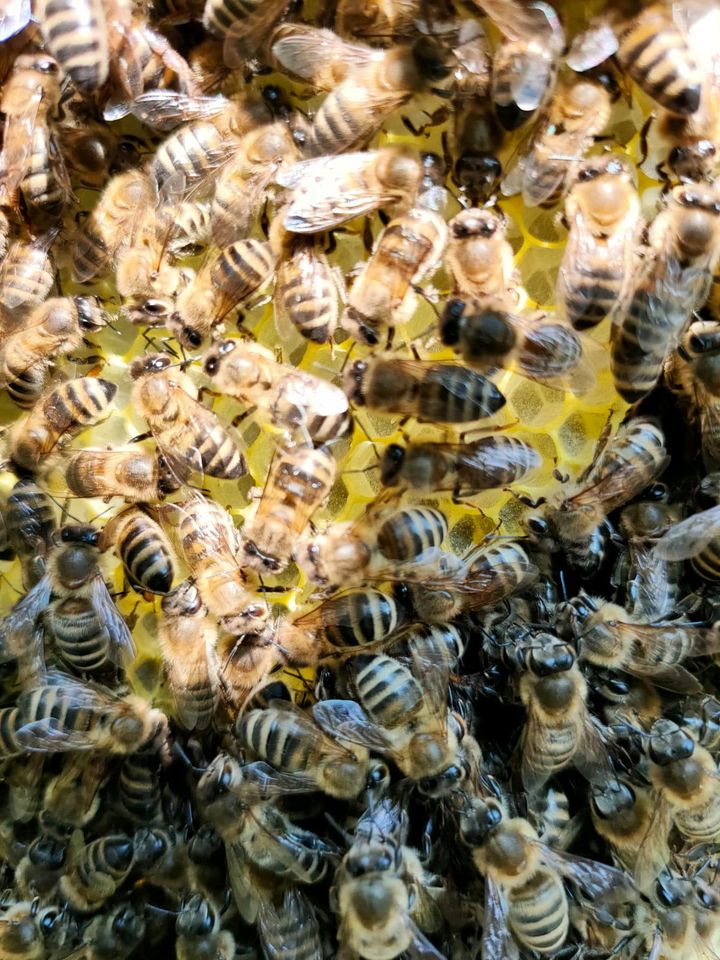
[0,900,74,960]
[525,417,668,576]
[130,352,246,483]
[158,579,218,731]
[445,206,517,301]
[342,204,447,345]
[272,24,453,156]
[652,484,720,582]
[501,78,612,207]
[100,505,176,596]
[556,155,643,331]
[611,182,720,402]
[65,445,180,502]
[241,444,336,575]
[459,796,635,958]
[0,232,57,322]
[202,338,352,443]
[9,377,118,475]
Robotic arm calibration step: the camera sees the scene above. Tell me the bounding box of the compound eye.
[528,517,548,535]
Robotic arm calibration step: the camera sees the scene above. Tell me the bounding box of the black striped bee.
[35,0,109,92]
[0,231,57,320]
[100,506,176,596]
[459,796,635,959]
[256,888,323,960]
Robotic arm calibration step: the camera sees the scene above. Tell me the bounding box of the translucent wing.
[0,576,51,662]
[540,843,636,901]
[226,841,259,924]
[507,48,555,113]
[481,874,518,960]
[257,889,321,960]
[473,0,553,42]
[13,716,97,753]
[0,88,44,204]
[0,0,31,41]
[129,91,230,130]
[256,698,357,761]
[271,24,379,88]
[234,761,318,803]
[312,699,393,752]
[566,22,618,72]
[654,505,720,560]
[89,576,136,668]
[626,795,673,893]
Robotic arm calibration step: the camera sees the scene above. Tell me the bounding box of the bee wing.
[603,620,716,693]
[0,0,31,41]
[424,556,539,611]
[538,843,636,901]
[260,698,357,760]
[225,841,259,924]
[12,716,97,752]
[129,91,230,131]
[236,760,318,802]
[653,505,720,560]
[568,452,670,510]
[271,24,380,89]
[474,0,558,43]
[566,22,618,71]
[0,88,44,203]
[410,646,449,725]
[500,152,529,198]
[221,0,290,68]
[481,874,519,960]
[0,576,51,662]
[636,258,712,351]
[312,699,393,753]
[257,889,321,960]
[575,715,614,787]
[89,576,136,668]
[631,796,673,893]
[407,928,448,960]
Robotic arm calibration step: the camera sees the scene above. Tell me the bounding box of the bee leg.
[638,113,655,167]
[362,218,374,253]
[231,408,256,428]
[198,386,222,403]
[129,431,152,443]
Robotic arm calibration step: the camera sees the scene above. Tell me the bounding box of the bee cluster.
[4,0,720,958]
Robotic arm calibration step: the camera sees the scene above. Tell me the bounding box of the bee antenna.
[170,740,207,775]
[144,903,179,918]
[324,812,352,845]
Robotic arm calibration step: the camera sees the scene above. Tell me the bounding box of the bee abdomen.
[562,261,622,330]
[323,591,400,648]
[151,122,227,192]
[418,367,505,423]
[212,238,275,300]
[691,539,720,581]
[197,425,246,479]
[6,480,56,554]
[674,797,720,842]
[203,0,259,36]
[239,710,312,770]
[21,126,65,214]
[6,365,47,409]
[509,870,568,955]
[37,0,109,92]
[376,507,447,560]
[309,87,374,156]
[51,598,112,674]
[0,708,21,756]
[276,256,338,344]
[119,751,163,823]
[352,654,423,726]
[117,510,175,595]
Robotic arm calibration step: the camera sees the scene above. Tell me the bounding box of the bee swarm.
[1,0,720,958]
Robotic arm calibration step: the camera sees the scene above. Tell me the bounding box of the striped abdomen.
[49,596,113,674]
[674,793,720,843]
[376,507,447,560]
[309,82,393,156]
[0,243,55,312]
[37,0,109,92]
[691,540,720,581]
[558,246,624,330]
[210,238,275,305]
[239,708,314,772]
[316,591,400,648]
[417,366,505,423]
[151,121,227,193]
[21,124,66,215]
[44,377,118,433]
[203,0,262,37]
[114,509,174,595]
[617,7,701,115]
[118,751,163,823]
[351,654,423,728]
[275,246,339,344]
[610,287,679,401]
[509,869,569,955]
[519,323,582,378]
[460,436,540,490]
[6,480,56,555]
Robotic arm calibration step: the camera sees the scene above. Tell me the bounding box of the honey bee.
[556,155,643,331]
[611,182,720,402]
[237,698,389,801]
[642,719,720,875]
[670,319,720,472]
[0,524,134,678]
[257,888,323,960]
[41,753,107,839]
[669,694,720,752]
[595,672,662,734]
[65,446,179,503]
[272,24,452,156]
[643,873,720,960]
[618,498,682,620]
[444,207,516,300]
[132,825,188,890]
[334,0,422,40]
[589,777,670,893]
[71,169,157,282]
[0,900,75,960]
[175,894,235,960]
[169,494,264,634]
[9,377,118,475]
[203,0,288,67]
[514,632,611,794]
[100,506,176,596]
[284,587,404,654]
[202,338,352,443]
[480,0,564,131]
[158,579,218,731]
[298,504,452,591]
[459,796,635,958]
[566,592,720,695]
[211,122,299,246]
[197,753,334,899]
[314,651,478,796]
[0,295,106,410]
[344,354,506,425]
[401,540,539,622]
[332,797,445,960]
[78,902,147,960]
[379,435,540,497]
[525,417,669,576]
[276,145,423,235]
[0,53,62,211]
[440,300,600,396]
[501,79,612,207]
[342,205,447,345]
[652,496,720,582]
[270,220,342,345]
[35,0,108,92]
[0,232,57,320]
[5,479,57,590]
[241,445,336,575]
[0,671,167,757]
[169,238,276,348]
[130,353,246,483]
[59,833,134,913]
[14,835,68,900]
